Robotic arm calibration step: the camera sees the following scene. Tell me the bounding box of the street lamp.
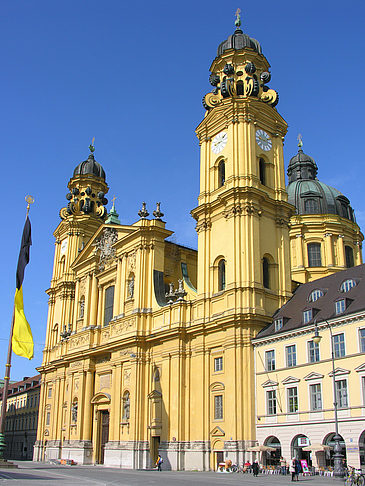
[312,320,344,479]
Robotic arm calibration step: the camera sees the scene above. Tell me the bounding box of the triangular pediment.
[282,376,300,384]
[328,367,350,377]
[304,372,324,381]
[211,426,225,437]
[355,363,365,373]
[72,223,138,269]
[262,379,278,388]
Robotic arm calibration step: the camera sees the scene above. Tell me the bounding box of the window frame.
[214,394,223,420]
[265,350,276,371]
[333,333,346,358]
[266,389,277,416]
[214,356,223,372]
[359,328,365,353]
[274,318,283,332]
[309,383,322,411]
[218,259,226,291]
[303,309,313,324]
[335,379,348,409]
[340,279,356,293]
[287,386,298,414]
[286,344,297,368]
[103,285,115,326]
[309,289,324,302]
[335,299,346,315]
[308,340,320,363]
[307,242,322,267]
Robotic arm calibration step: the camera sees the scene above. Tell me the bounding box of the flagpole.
[0,196,34,463]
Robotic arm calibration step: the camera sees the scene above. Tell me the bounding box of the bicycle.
[345,466,365,486]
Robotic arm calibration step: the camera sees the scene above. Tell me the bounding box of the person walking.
[156,454,163,471]
[294,458,301,481]
[252,459,259,477]
[280,456,287,475]
[290,458,296,481]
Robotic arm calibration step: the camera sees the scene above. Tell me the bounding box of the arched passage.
[359,430,365,468]
[323,433,346,468]
[291,434,311,464]
[264,436,281,466]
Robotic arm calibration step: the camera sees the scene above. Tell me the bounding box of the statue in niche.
[128,276,135,299]
[123,392,130,421]
[71,401,78,423]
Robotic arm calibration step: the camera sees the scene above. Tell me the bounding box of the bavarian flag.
[12,216,34,359]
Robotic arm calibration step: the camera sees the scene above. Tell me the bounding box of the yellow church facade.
[34,18,363,470]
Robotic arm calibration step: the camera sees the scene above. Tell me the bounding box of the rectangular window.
[333,333,346,358]
[286,345,297,367]
[335,299,346,315]
[48,388,52,399]
[362,376,365,406]
[214,395,223,420]
[288,387,298,413]
[335,379,348,409]
[308,340,320,363]
[310,383,322,410]
[308,243,322,267]
[265,350,275,371]
[303,309,313,324]
[46,412,50,426]
[267,390,277,415]
[104,285,115,326]
[274,318,283,331]
[214,357,223,372]
[359,329,365,353]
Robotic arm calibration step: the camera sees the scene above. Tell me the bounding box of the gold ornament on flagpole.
[25,195,35,216]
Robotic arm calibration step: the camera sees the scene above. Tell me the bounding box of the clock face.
[211,132,228,154]
[60,239,68,255]
[256,129,272,152]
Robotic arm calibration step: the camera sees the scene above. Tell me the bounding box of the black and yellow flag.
[12,217,34,360]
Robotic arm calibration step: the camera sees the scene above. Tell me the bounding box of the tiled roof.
[0,374,41,399]
[256,264,365,339]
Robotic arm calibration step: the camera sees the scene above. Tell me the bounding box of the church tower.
[43,146,109,357]
[192,13,293,319]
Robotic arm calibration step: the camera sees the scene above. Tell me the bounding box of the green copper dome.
[287,148,355,222]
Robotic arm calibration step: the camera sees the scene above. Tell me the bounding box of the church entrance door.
[98,410,109,464]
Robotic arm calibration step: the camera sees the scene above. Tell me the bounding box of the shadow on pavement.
[0,471,60,480]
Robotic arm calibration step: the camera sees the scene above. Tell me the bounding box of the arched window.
[104,285,115,326]
[79,296,85,318]
[308,289,324,302]
[71,399,78,423]
[218,259,226,291]
[263,257,270,289]
[304,198,319,214]
[307,243,322,267]
[345,246,354,268]
[259,158,266,185]
[340,278,356,292]
[218,161,225,187]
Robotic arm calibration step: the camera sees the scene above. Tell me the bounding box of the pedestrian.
[156,454,163,471]
[289,458,296,481]
[280,456,287,475]
[294,458,301,481]
[252,459,259,477]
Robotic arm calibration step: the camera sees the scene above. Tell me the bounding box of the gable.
[304,372,324,381]
[282,376,300,384]
[262,379,278,388]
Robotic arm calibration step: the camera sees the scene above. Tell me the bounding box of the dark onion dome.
[73,153,106,180]
[287,148,355,222]
[217,28,262,56]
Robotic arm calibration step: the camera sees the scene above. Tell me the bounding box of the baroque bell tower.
[192,12,293,319]
[44,144,109,356]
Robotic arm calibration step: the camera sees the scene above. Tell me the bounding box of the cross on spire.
[235,8,241,28]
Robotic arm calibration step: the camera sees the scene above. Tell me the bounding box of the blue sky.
[1,0,365,380]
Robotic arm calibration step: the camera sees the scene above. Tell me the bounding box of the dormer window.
[340,279,356,293]
[303,309,313,324]
[309,289,324,302]
[335,299,346,315]
[274,318,283,331]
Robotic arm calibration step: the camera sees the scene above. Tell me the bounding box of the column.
[114,259,122,317]
[82,370,94,441]
[324,233,334,267]
[296,234,304,268]
[84,274,92,326]
[110,364,122,441]
[96,285,103,326]
[72,279,80,326]
[337,235,345,267]
[89,274,98,327]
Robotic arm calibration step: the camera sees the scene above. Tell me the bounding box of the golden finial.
[112,195,117,206]
[297,133,303,149]
[235,8,241,28]
[25,195,35,216]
